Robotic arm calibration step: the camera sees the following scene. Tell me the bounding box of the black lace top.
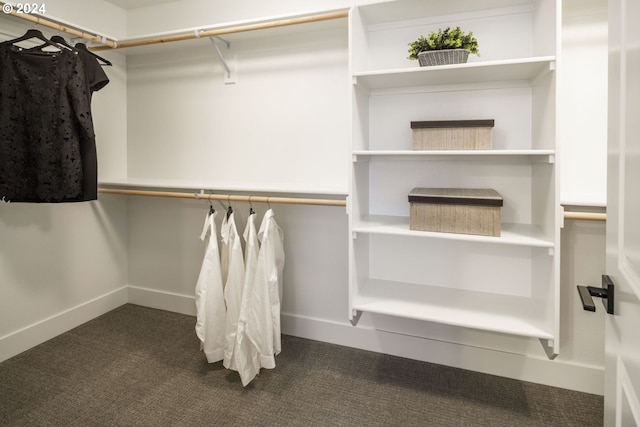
[0,45,97,202]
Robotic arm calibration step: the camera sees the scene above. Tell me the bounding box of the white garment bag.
[221,211,245,370]
[194,211,226,363]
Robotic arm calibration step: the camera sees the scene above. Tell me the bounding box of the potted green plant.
[408,26,480,67]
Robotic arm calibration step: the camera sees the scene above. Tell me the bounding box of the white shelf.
[352,215,554,248]
[353,150,555,162]
[352,279,553,340]
[353,57,556,91]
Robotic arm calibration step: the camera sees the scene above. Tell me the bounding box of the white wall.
[124,23,349,194]
[0,2,129,362]
[0,0,609,396]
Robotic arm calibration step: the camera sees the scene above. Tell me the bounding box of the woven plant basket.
[418,49,469,66]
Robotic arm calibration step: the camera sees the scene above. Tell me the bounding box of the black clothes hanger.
[74,42,112,66]
[207,195,215,216]
[26,34,76,53]
[50,35,75,50]
[0,29,70,51]
[226,195,233,219]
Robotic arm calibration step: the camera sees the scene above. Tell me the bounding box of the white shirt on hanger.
[194,211,226,363]
[221,211,245,371]
[246,208,285,370]
[232,211,262,385]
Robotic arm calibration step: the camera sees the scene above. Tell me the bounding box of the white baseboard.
[281,313,605,396]
[0,287,128,363]
[1,286,604,396]
[127,285,196,316]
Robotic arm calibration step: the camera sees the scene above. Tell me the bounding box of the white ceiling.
[103,0,177,10]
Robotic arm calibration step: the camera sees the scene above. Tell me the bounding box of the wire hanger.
[249,196,255,215]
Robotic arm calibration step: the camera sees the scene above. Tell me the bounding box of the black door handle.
[577,275,614,315]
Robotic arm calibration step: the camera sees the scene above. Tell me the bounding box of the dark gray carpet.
[0,304,603,426]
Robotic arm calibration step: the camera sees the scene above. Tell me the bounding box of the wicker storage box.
[408,188,503,237]
[411,120,494,150]
[418,49,469,67]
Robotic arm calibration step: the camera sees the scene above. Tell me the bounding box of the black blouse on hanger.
[0,31,109,203]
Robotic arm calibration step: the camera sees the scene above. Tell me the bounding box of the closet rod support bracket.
[208,36,237,84]
[212,35,230,49]
[350,310,363,326]
[539,338,558,360]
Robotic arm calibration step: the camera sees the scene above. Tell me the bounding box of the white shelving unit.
[347,0,561,357]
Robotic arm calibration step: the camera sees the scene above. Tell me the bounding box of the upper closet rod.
[98,188,346,208]
[0,1,117,48]
[91,9,348,51]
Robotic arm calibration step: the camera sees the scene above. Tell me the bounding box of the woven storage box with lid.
[411,119,494,150]
[408,188,503,237]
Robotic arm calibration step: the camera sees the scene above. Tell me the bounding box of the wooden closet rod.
[0,1,118,48]
[100,189,607,217]
[91,9,349,51]
[98,188,347,207]
[564,211,606,222]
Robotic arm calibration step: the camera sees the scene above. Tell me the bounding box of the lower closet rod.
[564,211,606,222]
[98,188,346,207]
[99,189,604,218]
